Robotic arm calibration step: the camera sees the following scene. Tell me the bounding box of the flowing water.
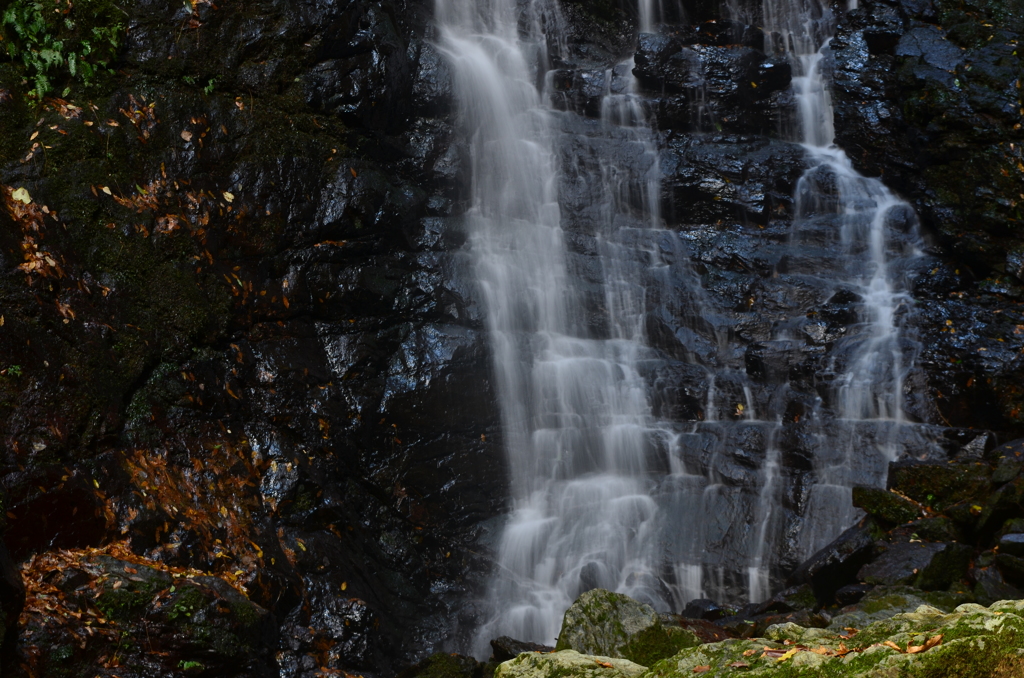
[759,0,937,564]
[438,0,939,652]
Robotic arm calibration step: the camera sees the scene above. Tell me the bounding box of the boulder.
[999,533,1024,557]
[857,541,971,590]
[495,650,646,678]
[852,486,924,525]
[555,590,700,666]
[787,516,879,606]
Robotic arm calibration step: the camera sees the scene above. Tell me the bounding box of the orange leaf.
[882,641,903,653]
[742,649,756,657]
[692,667,710,674]
[907,635,942,654]
[595,661,612,668]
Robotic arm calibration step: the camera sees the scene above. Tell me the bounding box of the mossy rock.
[641,600,1024,677]
[495,650,646,678]
[887,460,993,512]
[852,486,922,525]
[619,624,700,667]
[555,589,698,665]
[828,585,973,630]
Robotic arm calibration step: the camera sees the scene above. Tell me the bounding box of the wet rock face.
[831,0,1024,270]
[0,0,501,672]
[0,0,1022,673]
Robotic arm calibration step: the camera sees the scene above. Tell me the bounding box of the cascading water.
[758,0,933,564]
[439,0,942,653]
[438,0,687,651]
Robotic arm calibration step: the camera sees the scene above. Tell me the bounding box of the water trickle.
[753,0,940,568]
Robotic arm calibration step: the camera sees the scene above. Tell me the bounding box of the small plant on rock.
[1,0,124,97]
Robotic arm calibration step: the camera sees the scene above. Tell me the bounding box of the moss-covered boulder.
[17,547,276,677]
[886,460,994,512]
[852,486,923,525]
[555,590,700,666]
[643,599,1024,677]
[827,585,973,631]
[496,650,646,678]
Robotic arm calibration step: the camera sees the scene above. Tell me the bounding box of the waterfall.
[757,0,933,563]
[438,0,939,652]
[438,0,686,651]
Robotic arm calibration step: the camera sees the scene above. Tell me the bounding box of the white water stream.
[758,0,927,566]
[437,0,932,652]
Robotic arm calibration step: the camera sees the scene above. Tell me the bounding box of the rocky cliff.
[0,0,1022,675]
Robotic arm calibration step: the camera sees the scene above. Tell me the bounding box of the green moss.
[96,583,155,622]
[621,625,700,667]
[852,486,922,525]
[229,599,261,629]
[166,584,209,622]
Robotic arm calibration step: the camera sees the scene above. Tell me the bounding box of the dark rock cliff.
[0,0,1022,675]
[0,0,503,675]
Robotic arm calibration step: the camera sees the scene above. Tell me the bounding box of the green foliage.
[1,0,124,97]
[4,365,22,377]
[178,660,205,671]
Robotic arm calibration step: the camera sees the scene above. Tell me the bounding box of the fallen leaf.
[340,581,347,591]
[101,186,112,195]
[809,646,831,655]
[11,187,31,204]
[728,661,750,668]
[223,191,234,203]
[776,648,799,663]
[741,649,756,657]
[882,640,904,653]
[595,661,613,668]
[350,167,358,178]
[692,667,710,674]
[180,130,193,141]
[907,635,942,654]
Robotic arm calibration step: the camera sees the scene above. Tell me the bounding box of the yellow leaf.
[776,648,799,662]
[223,191,234,203]
[30,131,38,140]
[220,506,228,517]
[101,186,112,195]
[341,581,347,591]
[11,187,31,204]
